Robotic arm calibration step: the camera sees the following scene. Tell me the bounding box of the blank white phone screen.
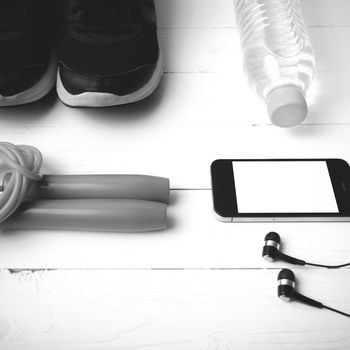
[232,161,339,213]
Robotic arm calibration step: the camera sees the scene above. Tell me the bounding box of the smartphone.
[211,159,350,222]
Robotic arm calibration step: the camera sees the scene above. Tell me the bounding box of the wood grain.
[1,269,349,350]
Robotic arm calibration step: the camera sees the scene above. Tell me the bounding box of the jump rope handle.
[0,199,167,232]
[5,174,170,203]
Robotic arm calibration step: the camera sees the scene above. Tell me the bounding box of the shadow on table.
[0,89,58,122]
[0,72,167,124]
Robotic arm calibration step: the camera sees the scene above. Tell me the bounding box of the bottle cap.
[267,86,308,127]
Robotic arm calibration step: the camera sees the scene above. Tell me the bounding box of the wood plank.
[1,269,349,349]
[1,114,350,186]
[155,0,350,28]
[156,0,235,28]
[302,0,350,27]
[157,27,350,74]
[2,72,350,127]
[158,26,350,126]
[1,190,350,269]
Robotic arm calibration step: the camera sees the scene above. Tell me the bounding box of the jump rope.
[0,142,169,232]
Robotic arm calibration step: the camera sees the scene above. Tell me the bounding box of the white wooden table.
[1,1,350,349]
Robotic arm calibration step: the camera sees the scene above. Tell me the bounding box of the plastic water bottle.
[233,0,315,127]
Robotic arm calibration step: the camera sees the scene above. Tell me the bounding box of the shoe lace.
[70,0,135,35]
[0,0,33,33]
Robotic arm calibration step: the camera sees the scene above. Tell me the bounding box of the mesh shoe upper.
[56,0,160,76]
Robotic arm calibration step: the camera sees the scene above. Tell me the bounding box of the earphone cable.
[305,262,350,269]
[323,305,350,318]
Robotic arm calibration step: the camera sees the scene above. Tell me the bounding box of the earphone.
[0,142,169,232]
[262,232,350,318]
[277,269,350,318]
[263,232,350,269]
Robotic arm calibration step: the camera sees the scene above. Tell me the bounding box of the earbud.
[262,231,281,262]
[277,269,323,308]
[276,269,350,318]
[263,232,350,269]
[277,268,296,301]
[262,232,306,266]
[276,269,350,317]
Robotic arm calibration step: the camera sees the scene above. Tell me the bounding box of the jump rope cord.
[0,142,43,223]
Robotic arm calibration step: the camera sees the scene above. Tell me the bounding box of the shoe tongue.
[90,1,129,25]
[74,0,133,35]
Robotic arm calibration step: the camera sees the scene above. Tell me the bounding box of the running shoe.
[56,0,163,107]
[0,0,56,107]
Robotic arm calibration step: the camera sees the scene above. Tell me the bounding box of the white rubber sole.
[56,52,164,107]
[0,54,57,107]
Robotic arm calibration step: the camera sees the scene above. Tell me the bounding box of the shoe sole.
[56,52,164,107]
[0,54,57,107]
